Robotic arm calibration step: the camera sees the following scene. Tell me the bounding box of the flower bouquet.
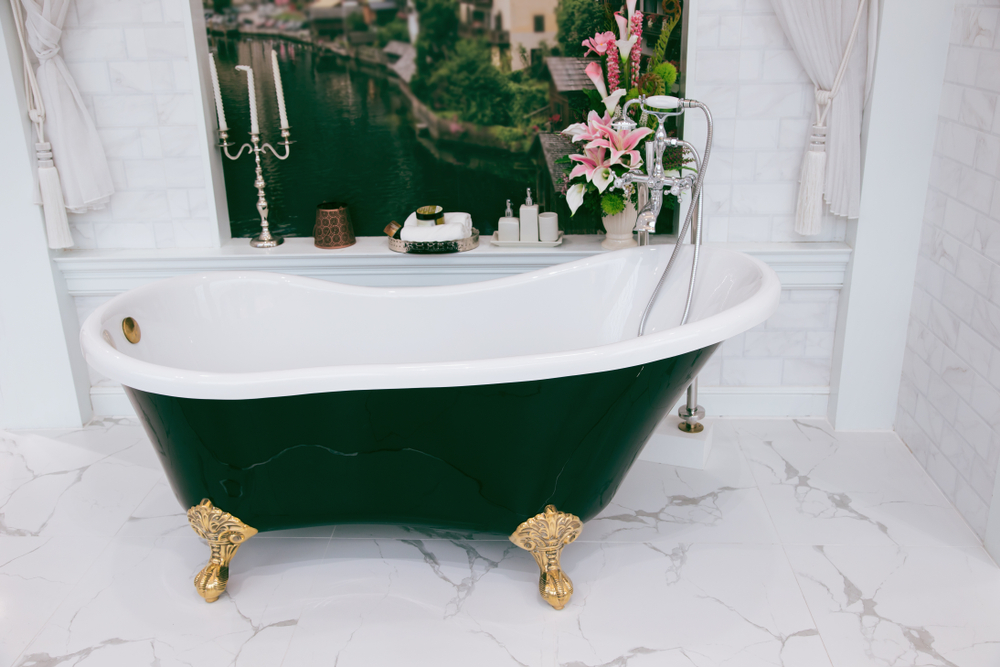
[560,0,685,224]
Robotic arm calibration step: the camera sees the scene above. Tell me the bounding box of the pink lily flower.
[568,146,614,192]
[561,110,613,144]
[591,125,654,168]
[582,31,616,57]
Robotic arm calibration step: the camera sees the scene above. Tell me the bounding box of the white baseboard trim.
[91,383,829,419]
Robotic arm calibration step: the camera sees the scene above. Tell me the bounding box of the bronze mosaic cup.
[313,202,356,249]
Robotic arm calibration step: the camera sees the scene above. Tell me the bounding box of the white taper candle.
[236,65,259,135]
[208,52,228,132]
[271,49,289,130]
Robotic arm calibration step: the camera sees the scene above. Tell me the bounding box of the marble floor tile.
[786,544,1000,667]
[283,541,830,667]
[14,535,329,667]
[0,535,110,666]
[734,419,981,547]
[586,421,780,545]
[0,428,160,539]
[5,418,999,667]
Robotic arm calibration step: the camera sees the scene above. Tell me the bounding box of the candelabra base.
[249,234,283,248]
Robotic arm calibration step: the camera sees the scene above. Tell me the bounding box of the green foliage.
[508,78,550,123]
[378,19,410,47]
[556,0,605,57]
[649,13,680,69]
[601,192,625,216]
[425,39,512,125]
[347,11,368,32]
[411,0,459,96]
[653,62,677,89]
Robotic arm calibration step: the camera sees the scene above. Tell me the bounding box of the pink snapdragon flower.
[607,41,621,90]
[582,31,616,57]
[630,11,643,89]
[590,124,653,169]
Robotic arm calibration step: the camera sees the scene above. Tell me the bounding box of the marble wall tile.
[897,1,1000,539]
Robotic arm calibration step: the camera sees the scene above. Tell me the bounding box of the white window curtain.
[770,0,878,236]
[16,0,114,247]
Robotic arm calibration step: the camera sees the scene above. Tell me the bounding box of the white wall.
[61,0,219,249]
[26,0,850,418]
[895,0,1000,537]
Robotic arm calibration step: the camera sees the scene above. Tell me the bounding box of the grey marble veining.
[0,418,997,667]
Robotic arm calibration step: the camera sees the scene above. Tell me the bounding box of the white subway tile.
[947,46,980,87]
[959,88,997,132]
[753,150,800,182]
[61,28,127,61]
[760,49,809,83]
[739,15,785,48]
[155,94,198,126]
[144,26,188,59]
[978,50,1000,93]
[943,197,977,243]
[94,222,157,249]
[720,358,783,386]
[744,331,806,357]
[66,62,111,93]
[173,220,215,248]
[937,119,978,166]
[777,118,809,149]
[110,190,169,221]
[782,359,830,386]
[95,128,142,158]
[952,7,998,48]
[959,165,996,213]
[765,300,837,331]
[149,62,176,91]
[141,1,163,23]
[162,158,205,187]
[726,216,771,242]
[124,27,148,60]
[166,189,190,218]
[160,0,187,23]
[928,372,962,423]
[719,16,743,47]
[731,182,796,215]
[159,126,201,157]
[738,50,761,81]
[92,94,157,127]
[736,83,805,118]
[75,0,142,24]
[108,61,153,93]
[697,51,741,82]
[955,243,994,295]
[139,128,163,158]
[153,221,175,248]
[123,160,166,189]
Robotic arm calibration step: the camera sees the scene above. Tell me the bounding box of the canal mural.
[204,0,684,239]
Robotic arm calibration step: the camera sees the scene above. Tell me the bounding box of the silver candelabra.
[217,126,292,248]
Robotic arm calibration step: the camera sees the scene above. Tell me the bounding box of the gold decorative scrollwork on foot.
[509,505,583,610]
[187,499,257,603]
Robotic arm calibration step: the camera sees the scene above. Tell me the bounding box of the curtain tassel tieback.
[35,141,72,249]
[795,99,830,237]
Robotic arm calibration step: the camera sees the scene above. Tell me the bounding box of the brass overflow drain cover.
[122,317,141,344]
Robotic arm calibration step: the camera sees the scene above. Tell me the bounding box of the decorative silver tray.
[388,229,480,254]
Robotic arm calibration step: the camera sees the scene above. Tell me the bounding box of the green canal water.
[213,36,543,239]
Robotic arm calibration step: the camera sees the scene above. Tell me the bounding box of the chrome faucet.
[613,95,716,434]
[612,96,696,243]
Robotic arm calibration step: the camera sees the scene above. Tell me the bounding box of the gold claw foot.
[187,499,257,603]
[510,505,583,610]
